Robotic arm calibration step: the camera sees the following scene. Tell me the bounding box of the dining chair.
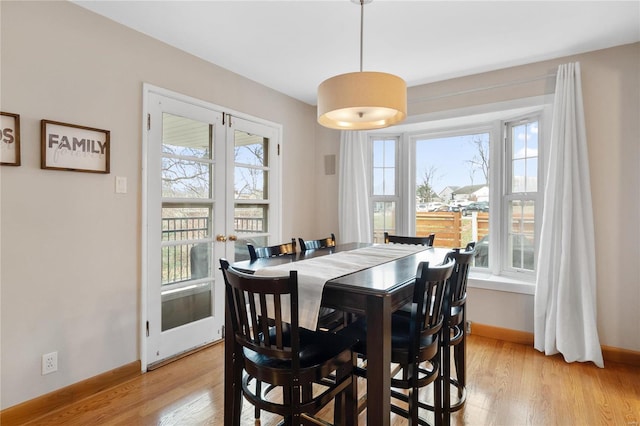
[220,259,358,425]
[384,231,435,247]
[244,238,340,419]
[247,239,296,261]
[384,231,436,320]
[298,233,336,252]
[439,245,475,425]
[243,239,298,421]
[338,259,455,426]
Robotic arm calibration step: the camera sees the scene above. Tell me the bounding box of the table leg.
[224,301,241,426]
[365,295,392,426]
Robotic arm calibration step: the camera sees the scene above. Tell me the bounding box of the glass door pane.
[231,123,277,261]
[161,113,215,331]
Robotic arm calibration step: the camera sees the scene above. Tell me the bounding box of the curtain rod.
[409,73,557,104]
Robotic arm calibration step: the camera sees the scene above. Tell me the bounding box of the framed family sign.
[41,119,110,173]
[1,112,21,166]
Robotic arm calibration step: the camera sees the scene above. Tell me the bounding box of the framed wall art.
[1,112,21,166]
[41,119,110,173]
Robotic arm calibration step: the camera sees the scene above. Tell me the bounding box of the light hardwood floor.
[17,335,640,425]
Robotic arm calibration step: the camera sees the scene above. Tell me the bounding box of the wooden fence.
[416,211,533,248]
[416,212,489,248]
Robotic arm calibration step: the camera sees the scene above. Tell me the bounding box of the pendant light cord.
[359,0,364,72]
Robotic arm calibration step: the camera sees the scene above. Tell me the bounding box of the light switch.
[115,176,127,194]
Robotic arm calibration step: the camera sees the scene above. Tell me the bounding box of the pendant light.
[317,0,407,130]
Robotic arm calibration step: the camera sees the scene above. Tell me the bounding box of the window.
[414,131,490,256]
[504,119,539,271]
[367,108,545,283]
[371,137,398,243]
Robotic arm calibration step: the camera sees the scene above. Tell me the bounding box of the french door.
[143,86,280,368]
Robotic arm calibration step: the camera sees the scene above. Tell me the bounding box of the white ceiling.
[73,1,640,106]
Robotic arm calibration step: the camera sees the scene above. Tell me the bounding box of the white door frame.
[141,83,282,371]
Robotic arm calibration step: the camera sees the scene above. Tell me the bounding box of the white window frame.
[407,124,495,235]
[500,114,543,278]
[370,135,401,239]
[366,96,553,294]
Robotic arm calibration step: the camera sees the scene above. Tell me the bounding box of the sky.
[416,121,538,196]
[415,133,489,194]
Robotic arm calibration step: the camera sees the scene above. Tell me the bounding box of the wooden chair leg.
[334,353,357,426]
[458,310,467,395]
[347,361,358,426]
[282,386,292,425]
[254,380,262,420]
[442,329,451,426]
[434,347,443,426]
[457,330,466,392]
[232,355,243,426]
[447,326,466,414]
[453,312,467,403]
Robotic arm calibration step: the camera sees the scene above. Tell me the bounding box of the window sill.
[468,271,536,295]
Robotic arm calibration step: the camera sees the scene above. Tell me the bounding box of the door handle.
[228,235,238,241]
[216,234,227,242]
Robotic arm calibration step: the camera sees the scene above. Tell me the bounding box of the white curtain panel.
[338,131,373,243]
[534,62,603,367]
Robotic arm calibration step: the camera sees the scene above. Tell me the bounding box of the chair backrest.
[444,244,475,307]
[384,232,435,247]
[298,233,336,252]
[247,239,297,261]
[219,259,300,368]
[407,259,455,357]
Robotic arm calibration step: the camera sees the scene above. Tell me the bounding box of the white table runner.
[254,244,428,330]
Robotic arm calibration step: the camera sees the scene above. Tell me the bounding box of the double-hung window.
[371,137,399,243]
[368,105,546,289]
[503,117,539,273]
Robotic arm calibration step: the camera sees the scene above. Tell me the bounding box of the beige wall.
[0,1,322,409]
[313,124,341,236]
[1,0,638,410]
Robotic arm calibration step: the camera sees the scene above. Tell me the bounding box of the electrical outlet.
[466,320,472,334]
[42,352,58,375]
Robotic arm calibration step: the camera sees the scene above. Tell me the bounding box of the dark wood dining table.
[225,243,450,426]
